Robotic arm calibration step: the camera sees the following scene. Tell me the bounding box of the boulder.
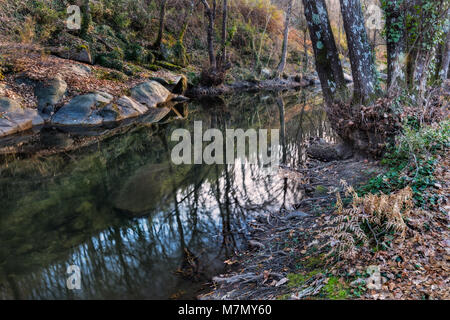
[0,98,44,137]
[51,46,93,65]
[51,92,113,126]
[307,142,353,162]
[102,96,148,122]
[130,81,172,108]
[35,75,67,119]
[65,64,92,77]
[149,77,171,87]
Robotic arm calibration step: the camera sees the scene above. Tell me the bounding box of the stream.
[0,89,336,299]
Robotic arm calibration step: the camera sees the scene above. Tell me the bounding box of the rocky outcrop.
[35,75,67,119]
[1,79,185,138]
[50,82,178,127]
[51,46,93,65]
[0,98,44,137]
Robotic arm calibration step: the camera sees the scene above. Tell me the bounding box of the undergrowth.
[322,120,449,260]
[359,120,449,207]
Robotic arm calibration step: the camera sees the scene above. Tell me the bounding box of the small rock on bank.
[0,98,44,137]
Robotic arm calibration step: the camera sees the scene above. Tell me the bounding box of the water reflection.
[0,89,335,299]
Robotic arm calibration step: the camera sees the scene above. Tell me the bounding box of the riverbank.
[200,121,449,300]
[0,43,323,148]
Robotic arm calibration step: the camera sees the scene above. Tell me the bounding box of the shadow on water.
[0,89,335,299]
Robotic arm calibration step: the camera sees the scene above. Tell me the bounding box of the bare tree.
[80,0,92,39]
[154,0,168,49]
[200,0,217,69]
[220,0,228,63]
[179,0,195,42]
[276,0,295,78]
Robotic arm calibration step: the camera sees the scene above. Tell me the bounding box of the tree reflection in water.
[0,89,335,299]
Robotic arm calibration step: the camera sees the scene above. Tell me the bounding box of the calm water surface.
[0,89,335,299]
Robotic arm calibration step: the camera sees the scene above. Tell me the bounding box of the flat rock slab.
[131,81,172,108]
[101,95,151,124]
[0,98,44,137]
[51,92,114,126]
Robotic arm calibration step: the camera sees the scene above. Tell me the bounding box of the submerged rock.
[0,98,44,137]
[131,81,172,108]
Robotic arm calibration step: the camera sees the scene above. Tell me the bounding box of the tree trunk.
[302,27,309,75]
[384,0,407,95]
[80,0,92,39]
[440,30,450,81]
[302,0,347,105]
[154,0,168,49]
[276,0,295,78]
[220,0,228,64]
[339,0,379,104]
[201,0,216,69]
[179,0,194,42]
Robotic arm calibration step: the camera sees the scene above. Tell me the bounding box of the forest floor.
[199,154,449,300]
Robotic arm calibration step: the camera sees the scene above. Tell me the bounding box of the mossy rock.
[146,64,162,71]
[155,61,183,71]
[124,43,154,65]
[172,41,189,67]
[96,55,124,72]
[94,69,128,82]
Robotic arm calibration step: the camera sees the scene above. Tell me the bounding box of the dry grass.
[322,180,414,260]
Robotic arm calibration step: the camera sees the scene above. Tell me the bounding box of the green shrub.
[125,43,144,62]
[96,55,124,72]
[359,121,449,207]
